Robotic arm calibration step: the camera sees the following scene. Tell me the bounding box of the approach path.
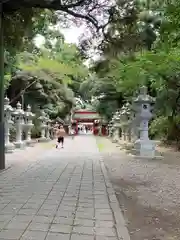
[0,136,129,240]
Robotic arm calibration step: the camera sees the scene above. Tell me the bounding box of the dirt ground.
[96,137,180,240]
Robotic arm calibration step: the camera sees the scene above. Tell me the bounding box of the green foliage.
[149,116,170,139]
[78,0,180,144]
[6,29,89,120]
[5,0,180,144]
[4,9,58,52]
[19,54,72,84]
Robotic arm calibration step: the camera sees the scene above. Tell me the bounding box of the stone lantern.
[4,96,15,153]
[110,116,115,137]
[24,105,35,146]
[112,111,121,142]
[38,110,49,142]
[130,101,139,142]
[119,105,128,142]
[121,103,132,142]
[13,102,25,148]
[107,123,110,136]
[45,116,51,141]
[108,121,113,137]
[133,86,155,158]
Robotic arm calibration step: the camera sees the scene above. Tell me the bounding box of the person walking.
[55,125,66,148]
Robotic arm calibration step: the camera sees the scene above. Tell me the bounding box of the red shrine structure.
[71,109,108,136]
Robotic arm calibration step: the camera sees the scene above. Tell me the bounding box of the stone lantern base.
[112,128,119,143]
[24,139,34,147]
[14,141,25,149]
[133,139,161,159]
[39,137,49,142]
[120,141,134,151]
[112,137,118,143]
[5,142,15,153]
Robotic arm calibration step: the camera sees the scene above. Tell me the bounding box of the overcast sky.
[61,26,85,44]
[35,26,84,46]
[35,25,100,64]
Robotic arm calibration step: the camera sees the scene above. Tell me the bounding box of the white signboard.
[73,113,100,119]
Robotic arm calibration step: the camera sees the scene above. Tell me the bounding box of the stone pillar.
[98,125,102,136]
[119,103,132,143]
[108,123,112,137]
[107,125,110,137]
[127,126,132,142]
[4,97,15,153]
[121,127,126,141]
[110,116,115,140]
[112,127,117,142]
[45,118,51,141]
[13,102,25,148]
[130,110,137,142]
[124,126,130,142]
[76,120,78,134]
[111,111,121,142]
[49,124,55,139]
[133,86,156,158]
[67,125,70,135]
[24,105,35,146]
[38,110,48,142]
[118,127,122,141]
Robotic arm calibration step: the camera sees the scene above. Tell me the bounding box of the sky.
[60,26,85,44]
[35,26,84,46]
[35,25,100,65]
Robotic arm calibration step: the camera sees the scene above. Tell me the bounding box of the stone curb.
[99,157,131,240]
[0,166,11,175]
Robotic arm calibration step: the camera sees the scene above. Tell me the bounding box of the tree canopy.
[77,0,180,144]
[5,25,89,122]
[4,0,109,29]
[3,0,180,144]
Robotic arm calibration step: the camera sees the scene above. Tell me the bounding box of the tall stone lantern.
[13,102,25,148]
[131,101,139,142]
[38,110,48,142]
[45,117,51,141]
[112,111,121,142]
[110,116,116,138]
[133,86,155,158]
[121,103,132,142]
[24,105,35,146]
[120,105,129,141]
[4,97,15,153]
[108,121,113,137]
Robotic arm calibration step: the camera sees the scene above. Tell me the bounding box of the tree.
[3,0,118,56]
[6,28,90,120]
[77,0,180,145]
[4,0,111,28]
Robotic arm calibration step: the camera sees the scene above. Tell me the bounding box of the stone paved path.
[0,136,129,240]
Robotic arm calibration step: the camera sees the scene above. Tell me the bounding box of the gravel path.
[97,137,180,240]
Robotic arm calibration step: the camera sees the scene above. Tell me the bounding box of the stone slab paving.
[0,136,130,240]
[4,141,56,169]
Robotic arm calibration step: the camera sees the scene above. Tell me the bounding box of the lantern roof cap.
[4,96,13,112]
[13,102,24,115]
[134,86,155,103]
[24,105,35,118]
